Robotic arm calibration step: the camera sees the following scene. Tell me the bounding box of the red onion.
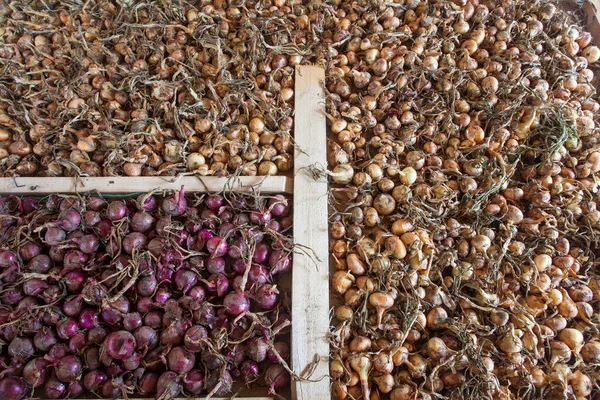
[66,381,84,398]
[201,209,219,229]
[206,194,224,211]
[100,381,120,398]
[63,250,88,271]
[0,377,26,400]
[45,378,66,399]
[206,273,229,297]
[136,274,157,297]
[161,186,187,216]
[34,327,57,352]
[23,278,49,296]
[219,209,234,222]
[123,312,143,331]
[83,347,101,370]
[143,311,163,329]
[27,254,52,273]
[131,211,155,233]
[265,364,290,393]
[281,215,292,229]
[206,256,226,274]
[233,212,250,226]
[62,295,84,317]
[136,297,153,314]
[55,355,82,382]
[252,242,270,263]
[156,371,181,399]
[22,358,50,388]
[56,318,78,340]
[22,197,39,214]
[136,193,157,211]
[62,271,85,292]
[174,269,197,293]
[48,246,66,262]
[137,372,159,395]
[249,264,269,284]
[104,331,136,360]
[57,209,81,231]
[0,250,17,267]
[250,210,272,225]
[223,292,250,316]
[83,211,101,227]
[1,288,24,306]
[182,369,204,395]
[160,325,184,346]
[269,195,290,217]
[47,343,69,362]
[205,369,232,396]
[82,370,107,391]
[74,234,99,254]
[218,222,236,237]
[206,236,228,257]
[19,241,42,261]
[267,342,290,363]
[228,238,248,259]
[78,308,98,329]
[123,232,147,254]
[8,338,34,361]
[167,346,195,373]
[183,325,208,352]
[134,326,158,351]
[188,285,206,301]
[240,360,260,382]
[154,287,172,304]
[41,285,61,304]
[148,237,168,256]
[122,352,143,371]
[68,333,86,354]
[245,337,268,362]
[86,197,106,211]
[232,259,248,275]
[253,284,280,310]
[87,327,107,345]
[94,220,112,239]
[106,200,128,221]
[201,349,224,370]
[269,250,291,275]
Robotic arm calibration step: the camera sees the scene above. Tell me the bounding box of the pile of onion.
[326,0,600,399]
[0,189,292,399]
[0,0,318,177]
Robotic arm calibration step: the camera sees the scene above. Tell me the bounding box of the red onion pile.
[0,189,292,399]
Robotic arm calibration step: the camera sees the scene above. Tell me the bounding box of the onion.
[106,201,128,221]
[137,372,159,395]
[82,370,107,391]
[223,292,251,315]
[8,338,35,361]
[22,358,50,388]
[55,355,82,382]
[253,284,279,310]
[182,369,204,395]
[162,186,187,216]
[104,331,136,360]
[34,328,57,352]
[265,364,290,393]
[44,379,66,399]
[156,371,180,400]
[167,346,195,373]
[0,377,26,400]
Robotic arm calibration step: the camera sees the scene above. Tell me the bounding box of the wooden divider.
[291,66,330,400]
[0,176,292,195]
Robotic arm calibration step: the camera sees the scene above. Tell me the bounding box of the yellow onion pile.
[0,0,328,177]
[327,0,600,399]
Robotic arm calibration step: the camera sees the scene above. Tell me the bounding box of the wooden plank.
[0,176,292,195]
[291,66,330,400]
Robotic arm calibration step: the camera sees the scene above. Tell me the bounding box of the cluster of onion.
[327,0,600,399]
[0,0,324,177]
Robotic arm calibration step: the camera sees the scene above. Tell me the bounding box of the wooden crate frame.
[0,66,330,400]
